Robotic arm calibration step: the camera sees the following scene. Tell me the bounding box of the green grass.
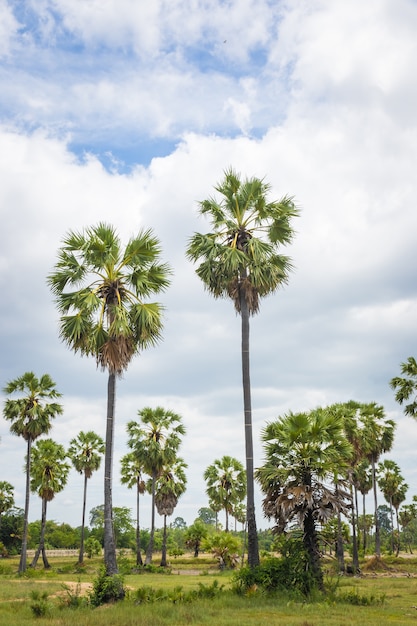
[2,554,417,625]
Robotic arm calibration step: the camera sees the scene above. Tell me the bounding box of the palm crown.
[186,168,299,315]
[48,223,171,374]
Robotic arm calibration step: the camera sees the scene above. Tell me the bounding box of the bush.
[29,590,50,617]
[89,568,126,607]
[232,538,318,597]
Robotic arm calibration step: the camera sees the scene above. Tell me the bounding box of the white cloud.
[1,0,417,529]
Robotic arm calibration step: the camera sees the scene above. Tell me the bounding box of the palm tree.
[2,372,63,573]
[377,460,407,555]
[127,407,186,564]
[390,356,417,418]
[256,407,352,589]
[358,403,396,558]
[353,459,373,553]
[48,223,171,575]
[187,169,299,567]
[0,482,14,533]
[30,439,70,568]
[154,458,187,566]
[68,431,105,564]
[204,456,246,532]
[120,451,147,566]
[185,519,209,557]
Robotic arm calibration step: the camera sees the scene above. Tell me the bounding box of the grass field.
[1,554,417,625]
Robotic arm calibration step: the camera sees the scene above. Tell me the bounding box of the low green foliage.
[232,539,318,597]
[134,579,225,605]
[29,590,50,617]
[89,568,126,607]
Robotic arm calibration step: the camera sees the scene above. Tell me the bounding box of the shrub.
[29,590,50,617]
[89,568,126,606]
[232,538,317,597]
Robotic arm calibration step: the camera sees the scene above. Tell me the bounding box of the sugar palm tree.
[120,451,147,566]
[2,372,63,572]
[204,455,246,532]
[256,407,352,589]
[390,356,417,418]
[30,439,70,568]
[0,482,14,533]
[187,169,299,567]
[68,430,105,564]
[353,459,373,553]
[48,223,171,575]
[377,459,407,555]
[154,458,187,566]
[127,407,186,564]
[358,403,395,558]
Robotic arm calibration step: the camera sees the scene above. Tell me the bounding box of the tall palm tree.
[358,403,395,558]
[68,430,105,564]
[120,451,147,566]
[154,458,187,567]
[204,455,246,532]
[187,169,299,567]
[377,459,407,555]
[353,459,373,553]
[0,482,14,533]
[127,407,186,564]
[2,372,63,573]
[30,439,70,568]
[256,407,352,589]
[48,223,171,575]
[390,356,417,418]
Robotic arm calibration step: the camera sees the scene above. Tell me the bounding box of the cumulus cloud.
[1,0,417,528]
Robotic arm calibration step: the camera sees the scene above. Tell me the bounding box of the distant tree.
[197,507,216,525]
[89,505,134,549]
[120,451,146,566]
[185,520,209,557]
[187,168,299,568]
[204,456,246,532]
[154,458,187,567]
[0,481,14,533]
[390,357,417,418]
[171,517,187,530]
[68,430,105,564]
[0,507,24,555]
[2,372,63,572]
[48,223,171,575]
[127,407,186,564]
[30,439,70,568]
[378,459,408,554]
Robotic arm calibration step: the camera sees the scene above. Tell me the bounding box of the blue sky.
[1,0,417,533]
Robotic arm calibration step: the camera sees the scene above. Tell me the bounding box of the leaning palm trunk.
[240,284,260,568]
[31,498,50,569]
[104,373,118,575]
[160,514,168,567]
[350,482,360,573]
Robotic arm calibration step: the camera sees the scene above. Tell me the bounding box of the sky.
[1,0,417,534]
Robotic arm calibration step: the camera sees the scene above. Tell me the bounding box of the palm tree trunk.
[160,515,168,567]
[240,287,259,568]
[362,491,368,554]
[31,499,50,569]
[371,458,381,558]
[19,438,32,574]
[145,473,156,565]
[136,482,143,566]
[350,482,360,573]
[104,372,118,575]
[389,499,395,554]
[303,508,323,590]
[78,472,88,564]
